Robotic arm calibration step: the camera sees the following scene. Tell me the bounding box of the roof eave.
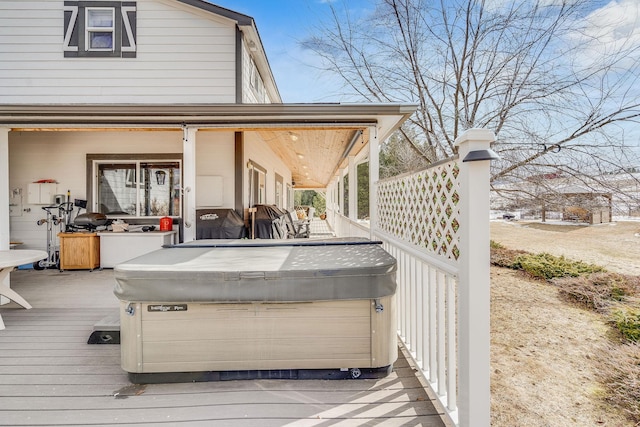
[0,103,417,129]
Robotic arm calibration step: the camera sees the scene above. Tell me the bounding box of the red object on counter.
[159,216,173,231]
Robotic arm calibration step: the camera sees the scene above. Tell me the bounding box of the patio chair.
[284,209,310,238]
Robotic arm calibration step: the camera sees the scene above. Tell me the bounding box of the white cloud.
[570,0,640,67]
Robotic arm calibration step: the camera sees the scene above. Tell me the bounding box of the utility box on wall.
[27,183,58,205]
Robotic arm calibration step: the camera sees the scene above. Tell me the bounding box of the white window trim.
[85,7,115,52]
[92,158,182,218]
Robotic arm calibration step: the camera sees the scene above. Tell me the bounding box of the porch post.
[1,128,10,301]
[454,128,495,427]
[338,172,345,218]
[348,156,356,221]
[182,126,198,242]
[368,125,379,240]
[0,128,9,251]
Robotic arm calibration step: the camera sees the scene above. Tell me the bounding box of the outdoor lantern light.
[462,149,500,162]
[155,170,166,185]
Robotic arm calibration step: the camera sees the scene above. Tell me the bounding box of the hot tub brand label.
[147,304,187,312]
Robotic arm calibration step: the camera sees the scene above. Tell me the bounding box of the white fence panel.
[326,129,494,427]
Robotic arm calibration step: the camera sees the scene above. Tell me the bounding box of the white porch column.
[338,172,345,217]
[348,155,357,221]
[455,128,495,427]
[368,125,379,240]
[182,126,198,242]
[1,128,11,303]
[0,128,9,251]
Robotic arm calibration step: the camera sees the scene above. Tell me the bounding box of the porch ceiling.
[0,103,417,189]
[257,127,368,188]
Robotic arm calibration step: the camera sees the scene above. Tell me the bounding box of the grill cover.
[252,204,287,239]
[196,209,247,239]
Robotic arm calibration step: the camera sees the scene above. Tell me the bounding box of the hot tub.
[113,238,397,382]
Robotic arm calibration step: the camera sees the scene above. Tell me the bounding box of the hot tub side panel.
[120,296,397,374]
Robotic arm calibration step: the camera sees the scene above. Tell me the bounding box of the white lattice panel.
[377,159,460,262]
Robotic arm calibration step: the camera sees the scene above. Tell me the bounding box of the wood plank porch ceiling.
[0,103,417,189]
[258,127,368,188]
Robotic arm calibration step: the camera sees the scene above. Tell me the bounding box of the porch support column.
[455,128,495,427]
[1,128,10,300]
[234,132,244,217]
[182,126,198,242]
[348,155,357,221]
[0,128,10,251]
[368,125,379,240]
[338,172,345,217]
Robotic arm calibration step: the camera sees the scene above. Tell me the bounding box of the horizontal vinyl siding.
[0,0,238,104]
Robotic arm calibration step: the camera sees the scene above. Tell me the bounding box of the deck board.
[0,267,446,426]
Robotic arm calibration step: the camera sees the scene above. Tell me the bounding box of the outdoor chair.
[284,209,310,238]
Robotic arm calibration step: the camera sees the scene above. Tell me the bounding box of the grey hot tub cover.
[113,238,397,303]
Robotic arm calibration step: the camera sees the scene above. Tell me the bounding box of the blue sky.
[211,0,372,103]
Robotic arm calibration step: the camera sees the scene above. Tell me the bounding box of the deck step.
[87,311,120,344]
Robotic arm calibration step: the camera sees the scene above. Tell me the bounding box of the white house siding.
[0,0,238,103]
[194,130,235,208]
[8,130,234,250]
[244,131,292,208]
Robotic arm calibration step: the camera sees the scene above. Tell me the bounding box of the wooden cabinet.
[58,233,100,271]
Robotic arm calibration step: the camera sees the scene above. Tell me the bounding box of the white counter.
[97,230,178,268]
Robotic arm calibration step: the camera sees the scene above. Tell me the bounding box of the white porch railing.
[325,129,494,427]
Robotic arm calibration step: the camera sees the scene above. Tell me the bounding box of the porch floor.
[0,266,446,426]
[308,217,335,238]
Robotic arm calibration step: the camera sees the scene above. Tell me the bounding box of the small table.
[58,232,100,271]
[0,250,47,330]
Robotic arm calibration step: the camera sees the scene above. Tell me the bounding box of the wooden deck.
[0,265,446,426]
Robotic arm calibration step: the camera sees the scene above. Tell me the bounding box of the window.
[248,57,265,102]
[86,8,115,51]
[64,1,137,58]
[248,161,266,206]
[89,156,181,218]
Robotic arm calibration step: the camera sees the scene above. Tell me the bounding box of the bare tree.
[303,0,640,209]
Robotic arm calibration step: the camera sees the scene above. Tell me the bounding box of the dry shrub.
[553,273,640,312]
[490,242,527,268]
[601,343,640,424]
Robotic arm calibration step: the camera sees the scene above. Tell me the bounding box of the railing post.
[454,128,496,427]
